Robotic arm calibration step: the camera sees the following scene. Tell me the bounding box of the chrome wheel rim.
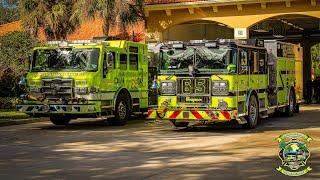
[289,93,294,112]
[118,102,126,119]
[249,101,257,122]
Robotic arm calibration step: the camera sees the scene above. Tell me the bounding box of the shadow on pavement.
[0,105,319,179]
[34,105,320,135]
[0,128,318,179]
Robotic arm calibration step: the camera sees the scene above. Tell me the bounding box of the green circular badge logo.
[276,133,312,176]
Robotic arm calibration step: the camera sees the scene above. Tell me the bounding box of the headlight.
[29,80,42,87]
[18,77,27,89]
[160,81,176,95]
[74,87,88,94]
[212,80,229,95]
[29,86,41,93]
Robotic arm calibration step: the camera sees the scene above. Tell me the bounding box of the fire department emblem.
[156,99,170,118]
[276,133,312,176]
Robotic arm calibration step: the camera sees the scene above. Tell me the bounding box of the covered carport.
[249,14,320,99]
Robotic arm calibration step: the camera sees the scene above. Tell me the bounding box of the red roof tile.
[0,21,22,36]
[0,18,145,41]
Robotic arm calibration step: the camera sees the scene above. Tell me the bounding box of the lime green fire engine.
[17,40,149,125]
[147,39,300,129]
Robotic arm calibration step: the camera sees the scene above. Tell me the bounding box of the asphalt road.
[0,105,320,180]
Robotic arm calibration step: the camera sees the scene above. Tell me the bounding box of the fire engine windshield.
[159,46,237,74]
[31,48,100,72]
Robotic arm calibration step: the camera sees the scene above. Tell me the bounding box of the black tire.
[243,95,259,129]
[50,116,71,125]
[285,90,295,117]
[172,121,189,128]
[294,103,300,113]
[109,94,130,126]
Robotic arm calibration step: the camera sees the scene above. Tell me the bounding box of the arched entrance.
[249,14,320,40]
[162,20,234,41]
[248,14,320,99]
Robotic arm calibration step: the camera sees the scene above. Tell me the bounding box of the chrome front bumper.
[16,104,96,114]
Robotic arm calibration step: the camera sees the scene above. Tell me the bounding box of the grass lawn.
[0,109,29,119]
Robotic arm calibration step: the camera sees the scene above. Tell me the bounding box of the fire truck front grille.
[42,78,73,99]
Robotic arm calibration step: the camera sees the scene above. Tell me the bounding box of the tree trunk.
[103,17,110,36]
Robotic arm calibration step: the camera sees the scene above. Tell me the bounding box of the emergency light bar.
[47,41,65,45]
[205,42,217,48]
[218,39,236,44]
[46,39,108,47]
[172,43,184,48]
[190,40,208,44]
[166,41,184,48]
[71,40,93,44]
[167,41,183,44]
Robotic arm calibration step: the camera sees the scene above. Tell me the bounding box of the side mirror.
[108,55,113,69]
[227,64,236,73]
[18,76,27,90]
[103,52,114,78]
[188,65,195,75]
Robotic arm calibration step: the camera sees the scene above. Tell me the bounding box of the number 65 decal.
[182,79,206,94]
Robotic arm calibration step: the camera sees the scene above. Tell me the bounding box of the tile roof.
[0,18,145,41]
[0,21,22,36]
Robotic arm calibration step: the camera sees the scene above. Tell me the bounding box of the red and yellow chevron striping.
[147,108,235,121]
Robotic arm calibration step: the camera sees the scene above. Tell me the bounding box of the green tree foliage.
[312,43,320,62]
[312,44,320,78]
[19,0,80,40]
[0,31,34,97]
[0,0,19,24]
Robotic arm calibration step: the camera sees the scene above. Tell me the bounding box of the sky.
[1,0,18,8]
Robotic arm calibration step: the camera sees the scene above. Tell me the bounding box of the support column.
[301,39,312,99]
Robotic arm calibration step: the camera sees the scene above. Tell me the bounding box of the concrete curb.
[0,118,47,127]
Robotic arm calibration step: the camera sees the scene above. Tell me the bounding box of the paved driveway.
[0,105,319,179]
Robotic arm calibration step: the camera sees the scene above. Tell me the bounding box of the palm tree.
[19,0,80,40]
[72,0,145,38]
[19,0,144,40]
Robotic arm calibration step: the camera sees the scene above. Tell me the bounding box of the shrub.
[0,31,34,98]
[0,97,17,109]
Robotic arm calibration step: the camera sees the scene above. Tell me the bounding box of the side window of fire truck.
[120,53,128,70]
[104,51,115,69]
[258,50,267,74]
[239,49,248,74]
[249,49,259,74]
[129,46,139,70]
